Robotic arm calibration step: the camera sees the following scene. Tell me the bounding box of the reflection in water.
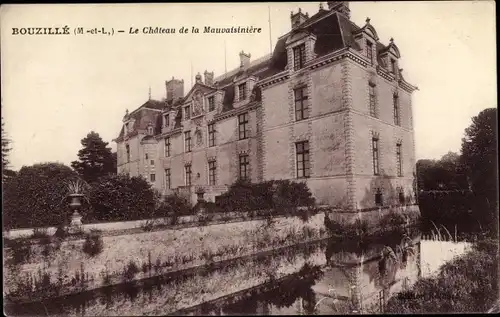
[5,229,472,316]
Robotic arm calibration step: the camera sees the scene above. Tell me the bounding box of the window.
[239,155,249,180]
[165,169,171,189]
[294,87,309,121]
[150,160,155,166]
[208,123,216,147]
[369,83,376,117]
[145,153,149,160]
[164,114,170,127]
[367,40,373,64]
[238,83,247,101]
[396,143,403,176]
[164,137,170,157]
[184,131,192,152]
[126,144,130,162]
[375,188,383,206]
[293,44,306,71]
[296,141,310,178]
[150,174,156,182]
[208,96,215,111]
[147,126,153,135]
[184,106,191,120]
[399,190,405,204]
[185,165,192,186]
[393,94,400,126]
[372,137,379,175]
[391,59,397,74]
[208,161,217,185]
[238,113,249,140]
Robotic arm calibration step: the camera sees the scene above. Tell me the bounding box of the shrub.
[123,260,139,281]
[82,231,104,257]
[155,194,192,216]
[9,240,32,265]
[3,162,80,229]
[87,174,157,222]
[216,179,315,213]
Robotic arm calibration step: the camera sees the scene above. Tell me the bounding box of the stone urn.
[69,193,84,229]
[195,187,206,215]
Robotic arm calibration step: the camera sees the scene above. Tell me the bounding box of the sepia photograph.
[1,1,498,315]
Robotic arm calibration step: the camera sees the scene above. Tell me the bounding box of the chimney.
[165,77,184,103]
[239,51,251,69]
[327,1,351,19]
[195,72,202,84]
[290,8,308,29]
[204,70,214,86]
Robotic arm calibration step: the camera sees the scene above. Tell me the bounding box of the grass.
[385,237,498,313]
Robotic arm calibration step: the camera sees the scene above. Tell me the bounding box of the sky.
[1,1,497,171]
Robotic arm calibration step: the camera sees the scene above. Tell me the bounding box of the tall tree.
[1,115,14,183]
[461,107,498,233]
[71,131,115,183]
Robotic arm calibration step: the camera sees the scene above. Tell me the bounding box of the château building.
[114,2,419,212]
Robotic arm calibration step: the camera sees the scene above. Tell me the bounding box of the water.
[5,230,472,316]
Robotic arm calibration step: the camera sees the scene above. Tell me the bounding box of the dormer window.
[366,40,374,65]
[184,105,191,120]
[293,44,306,71]
[391,58,397,73]
[208,96,215,111]
[147,125,153,135]
[238,83,247,101]
[164,114,170,127]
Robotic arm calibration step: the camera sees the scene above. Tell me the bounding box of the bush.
[3,163,80,229]
[155,194,192,216]
[123,260,139,281]
[9,240,32,265]
[87,174,157,222]
[216,179,315,213]
[82,231,104,257]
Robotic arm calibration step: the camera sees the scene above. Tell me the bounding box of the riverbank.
[385,238,498,313]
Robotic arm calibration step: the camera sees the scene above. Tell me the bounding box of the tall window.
[164,137,170,157]
[366,40,374,64]
[238,113,249,140]
[145,153,149,160]
[393,94,400,126]
[208,123,216,147]
[375,188,383,206]
[126,144,130,162]
[391,59,397,74]
[164,114,170,127]
[293,44,306,71]
[150,174,156,182]
[369,83,376,117]
[239,155,249,180]
[184,131,192,152]
[185,165,192,186]
[208,161,217,185]
[184,106,191,120]
[238,83,247,101]
[150,160,155,166]
[208,96,215,111]
[165,168,171,189]
[372,137,379,175]
[396,143,403,176]
[296,141,310,178]
[294,87,309,121]
[147,126,154,135]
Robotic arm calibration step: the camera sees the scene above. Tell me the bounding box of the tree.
[71,131,115,183]
[3,162,80,229]
[460,108,498,232]
[1,115,15,183]
[416,152,468,191]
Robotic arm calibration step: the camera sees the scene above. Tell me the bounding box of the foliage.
[416,152,469,191]
[215,179,315,213]
[1,114,15,183]
[87,174,157,222]
[460,108,498,234]
[8,240,32,265]
[386,239,498,313]
[82,230,104,257]
[71,131,116,183]
[3,162,81,229]
[123,260,140,281]
[155,193,192,216]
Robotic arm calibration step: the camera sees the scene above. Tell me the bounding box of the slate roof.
[116,9,411,142]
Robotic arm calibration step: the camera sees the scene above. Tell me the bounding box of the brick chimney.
[204,70,214,86]
[165,77,184,103]
[290,8,308,29]
[239,51,251,69]
[327,1,350,19]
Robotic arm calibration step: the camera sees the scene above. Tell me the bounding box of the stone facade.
[114,2,418,209]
